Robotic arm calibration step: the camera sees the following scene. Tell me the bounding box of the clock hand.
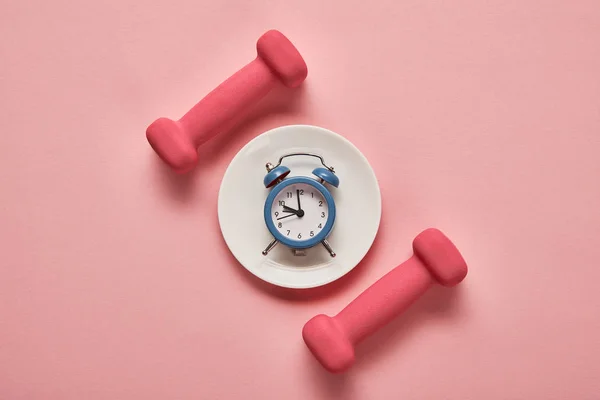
[277,213,297,220]
[283,204,304,218]
[283,205,299,213]
[297,189,301,211]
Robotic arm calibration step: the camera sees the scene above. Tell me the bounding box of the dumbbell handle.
[336,256,433,344]
[181,59,275,147]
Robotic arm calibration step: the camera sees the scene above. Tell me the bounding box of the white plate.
[218,125,381,289]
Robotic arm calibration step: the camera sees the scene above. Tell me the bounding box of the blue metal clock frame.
[264,176,336,249]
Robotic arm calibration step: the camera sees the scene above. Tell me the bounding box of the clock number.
[286,230,290,236]
[297,233,302,239]
[318,201,323,207]
[279,200,285,206]
[286,192,293,198]
[321,212,326,218]
[274,211,279,217]
[299,189,304,195]
[318,223,322,229]
[311,192,314,198]
[310,231,314,237]
[278,222,282,228]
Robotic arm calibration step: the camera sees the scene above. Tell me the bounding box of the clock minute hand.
[277,213,297,220]
[282,204,305,218]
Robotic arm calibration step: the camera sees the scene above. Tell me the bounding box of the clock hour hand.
[283,205,299,214]
[282,204,305,218]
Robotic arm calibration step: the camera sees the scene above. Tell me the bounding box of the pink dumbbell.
[146,30,307,174]
[302,228,468,373]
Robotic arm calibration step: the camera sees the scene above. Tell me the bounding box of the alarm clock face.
[265,177,336,249]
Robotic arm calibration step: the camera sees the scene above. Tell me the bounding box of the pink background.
[1,0,600,399]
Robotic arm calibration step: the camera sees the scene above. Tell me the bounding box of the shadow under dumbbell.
[150,154,203,206]
[303,348,358,400]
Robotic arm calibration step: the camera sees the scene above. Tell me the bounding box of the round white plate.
[218,125,381,289]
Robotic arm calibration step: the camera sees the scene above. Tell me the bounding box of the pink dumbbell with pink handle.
[146,30,307,174]
[303,228,468,373]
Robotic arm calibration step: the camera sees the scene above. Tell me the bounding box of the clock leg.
[262,238,279,255]
[321,239,336,258]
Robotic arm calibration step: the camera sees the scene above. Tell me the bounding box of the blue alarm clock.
[261,153,339,257]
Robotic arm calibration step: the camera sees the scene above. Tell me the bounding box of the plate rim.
[217,124,382,289]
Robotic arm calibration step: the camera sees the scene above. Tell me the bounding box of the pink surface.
[1,0,599,399]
